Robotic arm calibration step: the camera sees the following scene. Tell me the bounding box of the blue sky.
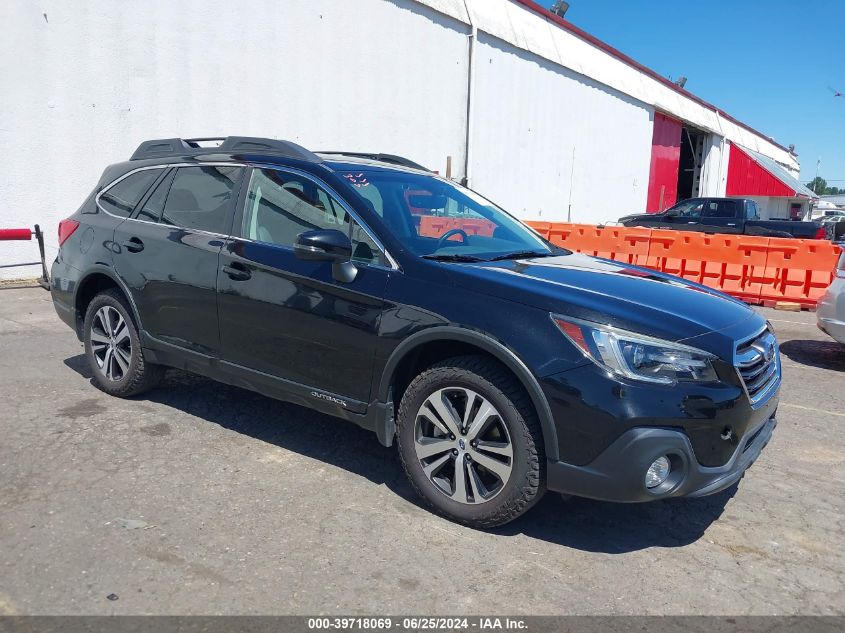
[540,0,845,184]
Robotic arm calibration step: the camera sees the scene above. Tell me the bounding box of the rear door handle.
[222,263,251,281]
[122,237,144,253]
[726,223,737,227]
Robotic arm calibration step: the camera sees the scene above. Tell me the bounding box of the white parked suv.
[818,246,845,345]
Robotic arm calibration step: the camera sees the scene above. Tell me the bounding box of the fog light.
[645,456,671,489]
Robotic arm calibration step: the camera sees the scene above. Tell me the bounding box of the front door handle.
[726,223,737,227]
[122,237,144,253]
[222,263,251,281]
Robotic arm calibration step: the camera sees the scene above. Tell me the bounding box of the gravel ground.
[0,286,843,615]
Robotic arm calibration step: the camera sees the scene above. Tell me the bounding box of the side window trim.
[237,164,398,270]
[96,162,248,236]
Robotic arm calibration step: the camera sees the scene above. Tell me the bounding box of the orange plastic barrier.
[645,229,709,283]
[526,221,839,308]
[704,234,770,304]
[643,231,770,303]
[526,222,651,266]
[418,216,496,239]
[759,238,841,308]
[525,221,552,240]
[603,226,652,267]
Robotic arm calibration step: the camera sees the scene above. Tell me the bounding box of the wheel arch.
[378,327,559,461]
[74,267,142,339]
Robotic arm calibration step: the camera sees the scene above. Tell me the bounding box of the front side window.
[161,166,243,234]
[341,171,553,260]
[242,168,380,264]
[99,169,164,217]
[669,199,704,218]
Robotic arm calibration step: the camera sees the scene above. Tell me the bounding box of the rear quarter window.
[98,169,164,217]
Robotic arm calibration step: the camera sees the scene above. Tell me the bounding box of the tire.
[397,355,545,528]
[82,289,164,397]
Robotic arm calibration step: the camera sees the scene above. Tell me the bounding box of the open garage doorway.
[677,124,706,201]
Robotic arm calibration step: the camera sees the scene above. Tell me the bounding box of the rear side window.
[161,166,243,234]
[747,201,760,220]
[99,169,163,217]
[702,200,737,218]
[136,171,174,222]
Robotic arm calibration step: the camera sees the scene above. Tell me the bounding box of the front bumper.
[816,277,845,344]
[546,414,776,502]
[818,316,845,345]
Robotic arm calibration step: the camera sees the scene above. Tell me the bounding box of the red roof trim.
[511,0,791,154]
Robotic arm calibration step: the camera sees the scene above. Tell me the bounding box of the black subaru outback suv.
[51,136,780,527]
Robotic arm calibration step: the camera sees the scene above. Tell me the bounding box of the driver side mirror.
[294,229,358,283]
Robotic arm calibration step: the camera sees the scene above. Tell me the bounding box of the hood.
[619,211,662,223]
[450,253,762,356]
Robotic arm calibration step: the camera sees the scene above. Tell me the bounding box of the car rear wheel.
[83,289,164,397]
[397,355,545,528]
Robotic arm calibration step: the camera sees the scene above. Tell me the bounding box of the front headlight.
[552,314,718,384]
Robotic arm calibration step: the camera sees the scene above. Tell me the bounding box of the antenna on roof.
[550,1,570,18]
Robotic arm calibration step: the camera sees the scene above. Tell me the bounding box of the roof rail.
[318,151,430,172]
[130,136,322,163]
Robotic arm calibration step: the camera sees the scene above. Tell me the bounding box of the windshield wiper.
[487,250,556,261]
[422,254,485,262]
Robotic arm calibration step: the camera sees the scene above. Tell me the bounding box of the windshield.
[341,170,556,260]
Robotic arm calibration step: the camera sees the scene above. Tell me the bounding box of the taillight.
[58,219,80,246]
[815,227,827,240]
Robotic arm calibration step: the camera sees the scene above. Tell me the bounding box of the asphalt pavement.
[0,285,843,615]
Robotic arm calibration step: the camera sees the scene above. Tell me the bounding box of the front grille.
[735,328,781,407]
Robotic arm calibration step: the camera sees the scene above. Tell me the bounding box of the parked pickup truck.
[619,198,826,239]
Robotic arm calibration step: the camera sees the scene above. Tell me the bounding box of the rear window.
[99,169,164,217]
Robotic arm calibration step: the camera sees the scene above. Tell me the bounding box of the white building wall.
[700,135,729,198]
[459,0,799,174]
[747,197,809,221]
[470,33,653,222]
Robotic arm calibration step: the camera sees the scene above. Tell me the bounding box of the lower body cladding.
[540,363,780,502]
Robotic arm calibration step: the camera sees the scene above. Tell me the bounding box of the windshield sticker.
[343,173,370,188]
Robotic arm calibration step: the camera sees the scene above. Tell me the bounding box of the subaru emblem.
[765,343,775,362]
[458,438,466,450]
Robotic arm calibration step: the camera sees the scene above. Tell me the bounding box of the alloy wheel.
[413,387,514,505]
[90,306,132,382]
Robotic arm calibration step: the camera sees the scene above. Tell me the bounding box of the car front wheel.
[397,355,545,528]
